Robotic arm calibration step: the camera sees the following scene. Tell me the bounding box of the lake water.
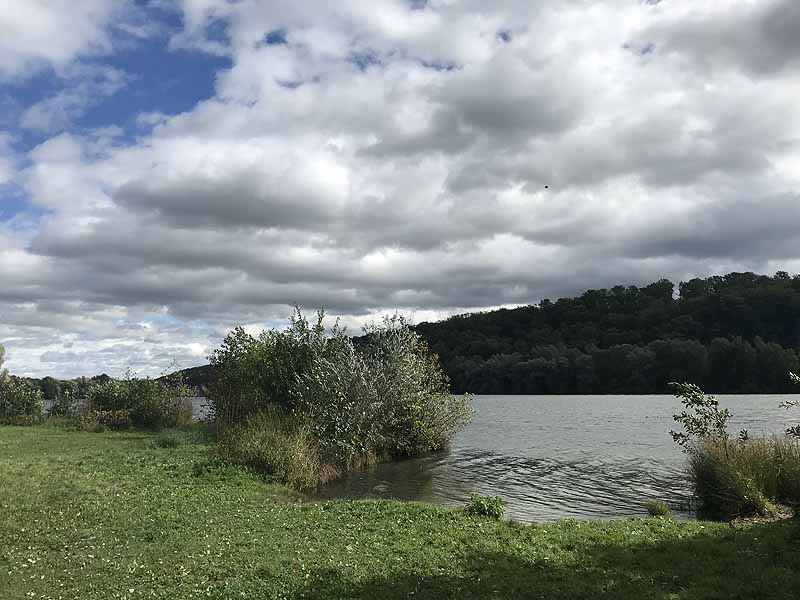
[309,395,799,522]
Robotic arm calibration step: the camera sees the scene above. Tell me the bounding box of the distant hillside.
[164,364,212,391]
[416,271,800,394]
[35,271,800,396]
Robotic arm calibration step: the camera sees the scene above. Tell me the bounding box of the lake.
[309,394,799,522]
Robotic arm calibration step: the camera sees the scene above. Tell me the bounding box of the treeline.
[26,271,800,396]
[416,272,800,394]
[23,374,111,401]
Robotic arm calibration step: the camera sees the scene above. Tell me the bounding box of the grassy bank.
[2,427,799,599]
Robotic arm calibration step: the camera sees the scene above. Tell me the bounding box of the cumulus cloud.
[1,0,800,377]
[0,1,118,79]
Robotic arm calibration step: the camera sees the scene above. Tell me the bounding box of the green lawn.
[1,425,799,599]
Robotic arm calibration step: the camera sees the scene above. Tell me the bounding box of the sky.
[1,0,800,378]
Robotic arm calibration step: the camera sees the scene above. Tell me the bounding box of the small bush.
[669,382,732,447]
[689,436,799,519]
[153,431,181,448]
[216,406,339,490]
[48,387,80,419]
[87,370,193,430]
[465,495,504,520]
[80,409,131,432]
[645,500,672,518]
[0,376,44,425]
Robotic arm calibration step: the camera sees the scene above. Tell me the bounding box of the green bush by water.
[690,436,800,519]
[671,378,800,520]
[211,309,473,487]
[645,500,672,518]
[216,405,339,490]
[465,495,504,520]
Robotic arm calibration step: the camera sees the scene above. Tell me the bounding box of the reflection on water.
[311,394,798,522]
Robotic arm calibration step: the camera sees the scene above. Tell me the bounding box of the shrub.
[360,316,474,456]
[87,370,192,430]
[465,495,504,520]
[645,499,672,518]
[153,430,181,449]
[216,406,338,490]
[669,381,800,520]
[0,376,44,425]
[80,409,131,432]
[781,372,800,437]
[686,434,800,520]
[209,310,350,424]
[669,382,733,448]
[209,309,473,485]
[0,343,7,383]
[48,385,80,419]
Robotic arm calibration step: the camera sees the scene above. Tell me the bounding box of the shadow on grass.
[293,519,800,600]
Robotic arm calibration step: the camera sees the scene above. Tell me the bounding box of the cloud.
[0,132,16,185]
[21,65,129,133]
[637,0,800,76]
[1,0,800,377]
[0,1,118,79]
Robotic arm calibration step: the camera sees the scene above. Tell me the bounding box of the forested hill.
[33,271,800,397]
[416,272,800,395]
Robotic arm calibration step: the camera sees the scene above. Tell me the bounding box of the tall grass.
[216,406,339,491]
[689,436,800,519]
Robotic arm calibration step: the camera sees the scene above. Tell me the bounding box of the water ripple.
[312,394,797,522]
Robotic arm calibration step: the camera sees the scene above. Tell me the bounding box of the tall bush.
[87,370,192,430]
[0,344,7,383]
[210,309,473,485]
[49,382,80,418]
[0,376,44,425]
[209,310,349,424]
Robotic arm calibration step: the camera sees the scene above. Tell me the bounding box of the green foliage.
[0,376,44,425]
[464,495,504,519]
[216,405,336,490]
[48,382,80,418]
[80,408,131,431]
[669,382,732,448]
[668,380,800,520]
[295,314,474,468]
[87,369,193,430]
[210,309,472,484]
[781,372,800,438]
[152,430,182,448]
[0,343,7,384]
[686,437,800,519]
[416,271,800,394]
[645,499,672,518]
[209,309,350,423]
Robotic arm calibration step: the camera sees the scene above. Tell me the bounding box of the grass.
[216,406,340,490]
[690,436,800,519]
[644,500,672,518]
[1,427,799,599]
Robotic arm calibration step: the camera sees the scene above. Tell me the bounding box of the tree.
[0,344,7,383]
[41,376,60,400]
